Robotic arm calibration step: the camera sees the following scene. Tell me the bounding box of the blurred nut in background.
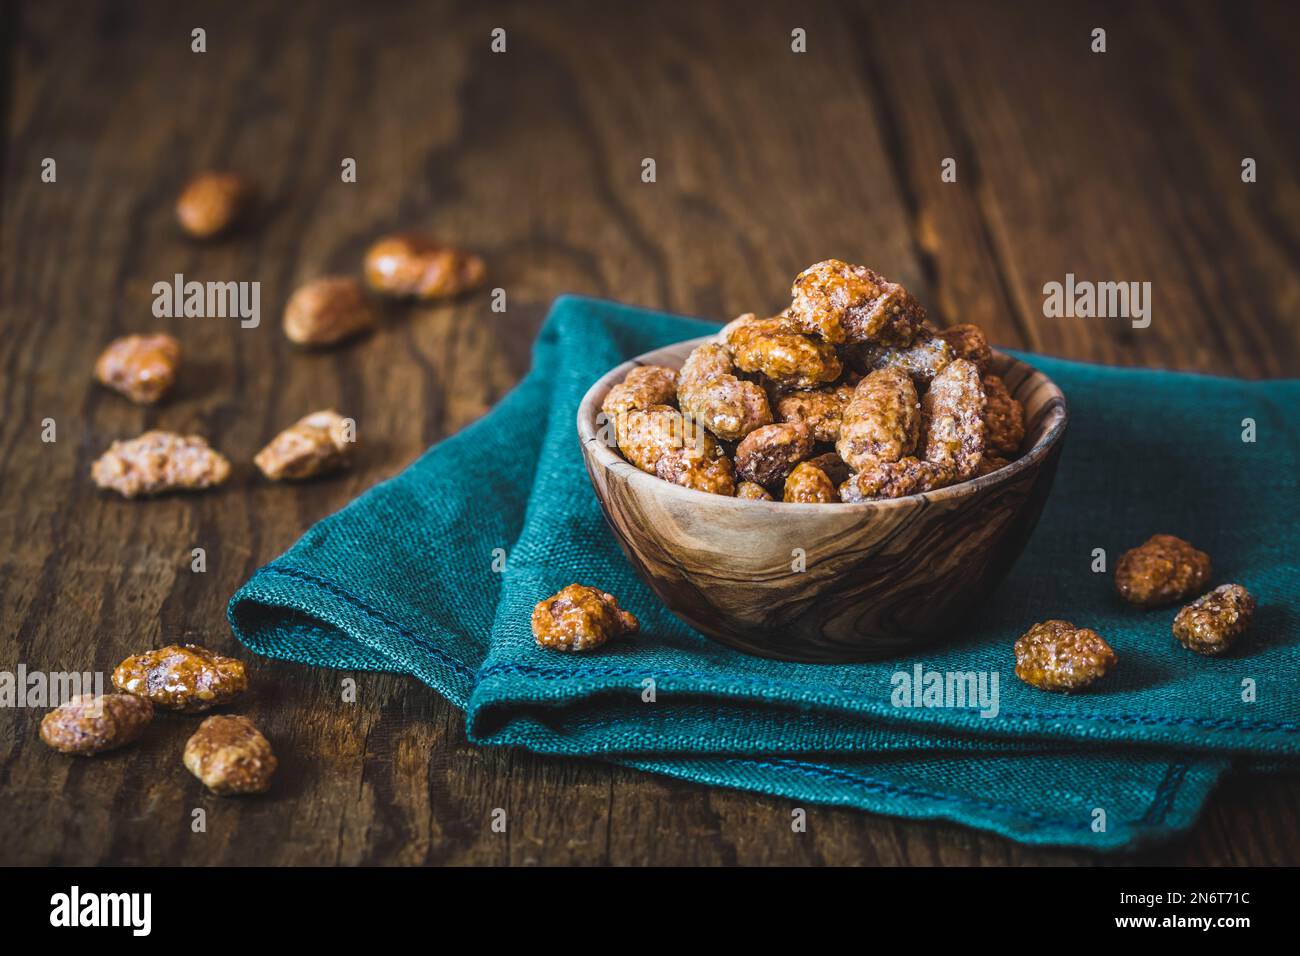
[255,409,356,480]
[176,171,257,239]
[363,233,486,301]
[40,693,154,755]
[91,431,231,498]
[93,332,181,404]
[283,276,379,347]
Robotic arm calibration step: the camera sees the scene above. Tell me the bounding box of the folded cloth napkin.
[229,295,1299,850]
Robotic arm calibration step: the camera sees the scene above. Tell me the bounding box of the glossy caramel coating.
[734,480,774,501]
[655,446,736,496]
[531,584,639,652]
[183,715,277,795]
[113,644,248,712]
[614,404,712,474]
[734,422,814,487]
[920,358,986,480]
[804,451,851,486]
[40,694,154,755]
[254,410,356,480]
[934,323,992,375]
[838,457,955,502]
[783,461,837,503]
[726,314,843,390]
[981,374,1025,457]
[1014,620,1116,692]
[363,233,486,301]
[94,333,181,404]
[836,366,920,471]
[677,342,772,440]
[1114,534,1212,608]
[775,382,856,443]
[850,333,952,386]
[602,365,679,417]
[1172,584,1255,656]
[788,259,926,346]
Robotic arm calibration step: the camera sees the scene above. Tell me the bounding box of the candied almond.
[254,410,356,480]
[1114,534,1211,608]
[283,276,379,347]
[113,644,248,712]
[364,233,485,301]
[94,333,181,404]
[735,422,814,487]
[91,431,230,499]
[176,172,257,239]
[531,584,639,652]
[836,367,920,471]
[40,694,153,755]
[1014,620,1116,692]
[1173,584,1255,656]
[183,715,277,795]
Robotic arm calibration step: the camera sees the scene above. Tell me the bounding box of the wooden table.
[2,0,1297,866]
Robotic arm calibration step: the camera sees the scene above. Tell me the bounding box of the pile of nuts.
[40,644,275,795]
[600,259,1025,503]
[1014,534,1256,692]
[90,170,486,498]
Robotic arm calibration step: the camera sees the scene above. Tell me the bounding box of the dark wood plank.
[0,0,1296,866]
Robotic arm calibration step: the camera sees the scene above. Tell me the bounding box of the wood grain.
[579,338,1067,661]
[1,0,1297,865]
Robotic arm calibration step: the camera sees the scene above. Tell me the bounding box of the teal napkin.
[229,295,1299,850]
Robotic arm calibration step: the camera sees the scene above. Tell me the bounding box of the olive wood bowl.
[576,335,1068,662]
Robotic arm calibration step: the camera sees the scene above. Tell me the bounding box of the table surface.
[2,0,1297,866]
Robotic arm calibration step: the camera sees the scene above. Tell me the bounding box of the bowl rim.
[576,334,1069,512]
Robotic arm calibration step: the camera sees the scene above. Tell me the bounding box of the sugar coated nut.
[1014,620,1117,692]
[735,422,814,487]
[788,259,926,346]
[283,276,379,347]
[112,644,249,712]
[363,233,486,301]
[40,693,153,755]
[836,366,920,471]
[94,333,181,404]
[602,365,679,417]
[921,358,986,480]
[735,480,774,501]
[1114,534,1212,608]
[183,715,277,795]
[727,314,843,390]
[934,324,992,374]
[254,409,355,480]
[783,461,837,503]
[981,374,1025,457]
[176,172,256,239]
[531,584,639,652]
[838,457,955,502]
[677,341,772,440]
[614,404,713,473]
[851,334,952,386]
[91,431,231,499]
[655,446,736,496]
[775,383,856,443]
[1173,584,1255,656]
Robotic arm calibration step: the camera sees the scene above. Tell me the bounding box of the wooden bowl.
[576,335,1069,662]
